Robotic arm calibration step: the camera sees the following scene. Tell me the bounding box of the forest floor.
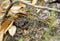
[0,0,60,41]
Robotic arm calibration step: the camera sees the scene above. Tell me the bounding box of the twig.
[17,0,60,12]
[3,1,18,18]
[4,0,60,19]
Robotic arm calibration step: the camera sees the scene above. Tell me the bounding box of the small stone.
[8,25,16,36]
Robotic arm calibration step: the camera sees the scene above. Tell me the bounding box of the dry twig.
[17,0,60,12]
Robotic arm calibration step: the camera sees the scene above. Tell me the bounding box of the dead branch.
[16,0,60,12]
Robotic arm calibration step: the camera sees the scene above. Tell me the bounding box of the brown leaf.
[0,17,13,32]
[0,15,18,33]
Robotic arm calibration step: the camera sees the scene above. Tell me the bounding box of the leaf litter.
[0,0,60,41]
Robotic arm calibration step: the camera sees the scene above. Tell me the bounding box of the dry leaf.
[5,21,14,33]
[0,18,13,41]
[0,18,13,32]
[8,25,16,36]
[0,15,18,33]
[0,15,18,41]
